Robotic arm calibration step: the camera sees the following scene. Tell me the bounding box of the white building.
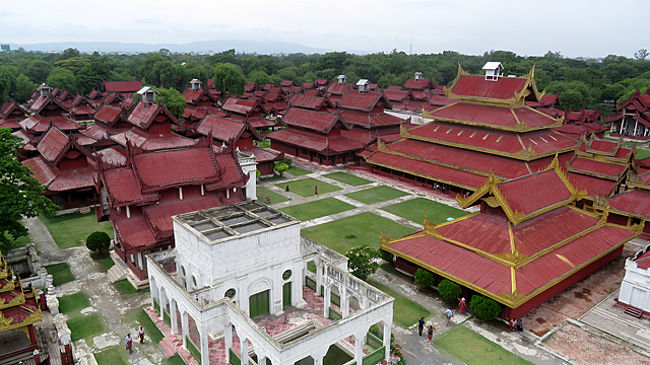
[619,244,650,316]
[147,201,394,365]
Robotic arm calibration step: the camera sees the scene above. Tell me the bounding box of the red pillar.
[28,325,37,345]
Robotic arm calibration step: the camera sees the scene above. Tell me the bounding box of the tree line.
[1,47,649,113]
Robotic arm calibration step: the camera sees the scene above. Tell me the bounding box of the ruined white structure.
[147,201,394,365]
[619,244,650,314]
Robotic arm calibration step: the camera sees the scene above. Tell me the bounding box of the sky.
[1,0,648,58]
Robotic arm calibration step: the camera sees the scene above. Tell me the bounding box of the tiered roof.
[382,160,640,312]
[0,252,42,334]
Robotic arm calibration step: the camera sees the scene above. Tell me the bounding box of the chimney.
[137,86,159,104]
[39,83,52,98]
[414,72,423,80]
[190,78,202,91]
[337,75,347,85]
[356,79,370,93]
[482,62,504,81]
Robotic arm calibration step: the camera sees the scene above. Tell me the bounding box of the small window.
[225,288,236,299]
[192,276,198,288]
[282,270,292,280]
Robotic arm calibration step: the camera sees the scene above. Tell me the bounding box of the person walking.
[516,318,524,332]
[315,186,318,195]
[125,333,133,354]
[138,325,145,344]
[445,308,453,326]
[509,318,516,332]
[418,317,425,336]
[427,324,435,341]
[458,297,467,314]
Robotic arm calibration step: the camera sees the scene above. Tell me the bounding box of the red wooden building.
[382,159,641,318]
[0,101,27,130]
[607,89,650,140]
[102,80,143,97]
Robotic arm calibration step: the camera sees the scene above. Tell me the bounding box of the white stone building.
[619,244,650,315]
[146,201,394,365]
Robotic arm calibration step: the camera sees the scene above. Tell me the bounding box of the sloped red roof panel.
[282,108,338,133]
[383,89,409,102]
[103,167,158,206]
[208,152,247,189]
[268,128,364,153]
[128,102,161,128]
[248,115,277,129]
[327,83,349,95]
[22,156,57,185]
[222,98,257,115]
[608,189,650,218]
[112,208,157,250]
[569,157,627,178]
[498,170,573,215]
[431,103,517,127]
[340,91,380,112]
[290,94,327,110]
[144,189,223,236]
[95,105,123,125]
[403,78,433,90]
[369,112,403,127]
[37,128,69,163]
[451,75,527,99]
[427,95,459,107]
[196,115,245,143]
[48,167,96,192]
[436,214,510,255]
[93,147,128,168]
[588,140,618,153]
[103,80,142,93]
[567,172,617,197]
[237,145,283,163]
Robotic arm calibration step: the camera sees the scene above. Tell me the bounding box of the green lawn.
[323,172,371,186]
[345,186,408,205]
[301,212,417,253]
[256,186,290,204]
[125,308,164,343]
[95,255,115,272]
[114,279,146,296]
[382,198,466,225]
[94,345,129,365]
[67,313,107,341]
[41,213,114,249]
[637,148,650,160]
[58,292,90,314]
[286,165,311,176]
[280,198,355,221]
[46,263,75,286]
[367,278,432,328]
[434,326,534,365]
[276,178,341,198]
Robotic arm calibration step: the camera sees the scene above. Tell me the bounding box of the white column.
[240,336,249,365]
[159,290,167,321]
[354,333,365,365]
[634,120,639,136]
[227,189,230,200]
[199,325,210,365]
[150,282,157,309]
[170,301,178,334]
[181,311,189,348]
[323,286,331,317]
[341,290,350,318]
[294,266,306,308]
[258,355,266,365]
[225,324,233,363]
[315,260,323,296]
[383,321,392,361]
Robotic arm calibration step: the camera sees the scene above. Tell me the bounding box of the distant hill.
[10,39,330,54]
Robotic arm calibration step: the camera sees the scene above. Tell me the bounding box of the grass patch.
[276,178,341,198]
[382,197,466,225]
[434,326,534,365]
[67,313,107,341]
[58,292,90,314]
[46,262,75,286]
[302,212,417,253]
[280,197,355,221]
[95,255,115,272]
[114,279,146,296]
[125,308,164,343]
[41,212,114,249]
[345,186,407,205]
[323,172,371,186]
[636,148,650,160]
[256,186,290,204]
[94,345,130,365]
[286,165,311,176]
[165,354,186,365]
[366,278,432,328]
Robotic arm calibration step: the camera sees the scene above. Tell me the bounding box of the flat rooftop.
[173,200,298,242]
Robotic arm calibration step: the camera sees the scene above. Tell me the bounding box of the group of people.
[510,318,524,332]
[418,317,436,341]
[125,326,146,354]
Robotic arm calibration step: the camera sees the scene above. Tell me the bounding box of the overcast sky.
[1,0,648,58]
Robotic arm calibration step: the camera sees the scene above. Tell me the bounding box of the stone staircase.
[624,305,643,319]
[106,264,126,283]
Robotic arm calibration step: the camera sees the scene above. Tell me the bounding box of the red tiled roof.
[102,168,158,207]
[128,102,179,129]
[340,91,381,111]
[430,103,559,130]
[237,145,283,163]
[427,95,460,108]
[195,115,245,143]
[282,108,340,133]
[95,105,124,125]
[111,128,195,151]
[634,249,650,270]
[290,94,329,110]
[340,110,403,129]
[29,95,69,114]
[383,89,409,102]
[268,128,365,153]
[567,172,618,197]
[112,209,157,250]
[248,115,277,129]
[143,190,223,237]
[222,98,258,115]
[569,157,627,179]
[608,189,650,218]
[22,156,57,186]
[93,147,128,168]
[327,83,350,96]
[497,169,573,215]
[102,80,142,93]
[48,167,96,192]
[37,128,70,163]
[451,75,528,100]
[403,78,433,90]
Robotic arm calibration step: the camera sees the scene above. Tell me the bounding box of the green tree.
[437,279,462,303]
[274,161,289,176]
[248,69,273,86]
[0,129,57,252]
[14,74,37,102]
[214,63,246,95]
[345,245,380,281]
[414,268,435,288]
[0,65,18,102]
[86,231,111,255]
[154,87,186,119]
[23,59,52,84]
[46,67,76,92]
[469,295,501,321]
[55,57,91,74]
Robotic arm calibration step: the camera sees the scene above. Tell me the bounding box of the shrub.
[470,295,501,321]
[414,268,435,288]
[438,279,462,303]
[86,231,111,254]
[380,249,394,263]
[345,245,380,281]
[274,161,289,176]
[369,323,394,344]
[282,157,293,167]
